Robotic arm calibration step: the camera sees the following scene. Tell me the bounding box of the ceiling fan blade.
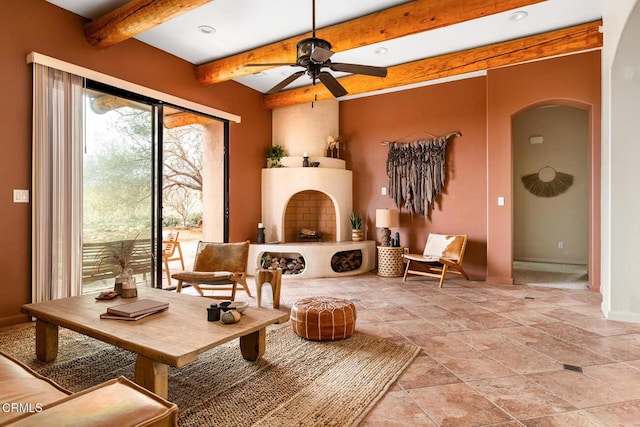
[267,71,306,94]
[311,46,334,63]
[245,63,297,67]
[318,72,348,98]
[330,63,388,77]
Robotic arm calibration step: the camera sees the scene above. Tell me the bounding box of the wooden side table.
[377,246,405,277]
[255,268,282,308]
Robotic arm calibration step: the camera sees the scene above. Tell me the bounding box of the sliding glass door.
[81,84,228,294]
[82,88,156,292]
[160,106,226,288]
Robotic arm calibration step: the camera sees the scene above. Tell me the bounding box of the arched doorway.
[512,104,589,289]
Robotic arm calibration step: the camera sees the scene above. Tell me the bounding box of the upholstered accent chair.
[403,233,469,287]
[171,240,251,300]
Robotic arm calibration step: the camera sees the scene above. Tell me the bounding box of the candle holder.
[303,155,309,167]
[257,226,265,244]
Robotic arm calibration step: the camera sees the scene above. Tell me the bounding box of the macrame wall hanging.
[385,132,461,217]
[521,165,573,198]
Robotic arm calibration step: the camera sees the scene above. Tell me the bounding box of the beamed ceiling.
[49,0,604,109]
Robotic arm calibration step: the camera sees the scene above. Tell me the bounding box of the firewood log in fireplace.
[298,228,322,242]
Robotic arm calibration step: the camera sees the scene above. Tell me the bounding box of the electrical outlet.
[381,187,387,196]
[558,241,564,249]
[403,247,409,254]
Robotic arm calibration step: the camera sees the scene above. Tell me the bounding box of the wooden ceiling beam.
[85,0,213,48]
[263,20,603,109]
[195,0,545,85]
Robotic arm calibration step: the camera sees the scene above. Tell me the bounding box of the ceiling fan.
[245,0,388,98]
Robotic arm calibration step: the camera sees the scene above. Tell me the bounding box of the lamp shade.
[375,209,399,228]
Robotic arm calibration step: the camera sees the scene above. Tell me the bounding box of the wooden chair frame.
[171,240,250,300]
[162,232,185,287]
[403,233,469,288]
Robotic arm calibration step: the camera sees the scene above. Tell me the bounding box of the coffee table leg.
[240,328,266,361]
[35,320,58,362]
[135,354,169,399]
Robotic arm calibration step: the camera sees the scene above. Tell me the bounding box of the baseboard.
[602,305,640,324]
[0,313,30,329]
[514,257,587,265]
[485,276,514,285]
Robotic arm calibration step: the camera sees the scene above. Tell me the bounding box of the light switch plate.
[497,196,505,206]
[13,189,29,203]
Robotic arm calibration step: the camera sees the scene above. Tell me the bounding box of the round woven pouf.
[290,296,357,341]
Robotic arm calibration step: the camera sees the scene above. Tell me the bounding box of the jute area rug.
[0,323,419,426]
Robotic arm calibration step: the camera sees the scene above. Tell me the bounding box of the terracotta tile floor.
[229,272,640,427]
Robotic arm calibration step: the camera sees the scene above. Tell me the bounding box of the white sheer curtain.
[32,64,84,303]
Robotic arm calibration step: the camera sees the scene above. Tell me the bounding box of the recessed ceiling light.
[509,11,528,21]
[374,47,389,55]
[198,25,216,34]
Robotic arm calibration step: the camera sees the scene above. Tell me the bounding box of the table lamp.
[375,209,399,247]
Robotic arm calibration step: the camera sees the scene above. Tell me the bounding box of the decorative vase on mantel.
[351,229,364,241]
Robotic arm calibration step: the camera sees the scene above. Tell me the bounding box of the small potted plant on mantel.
[266,145,287,168]
[350,212,364,241]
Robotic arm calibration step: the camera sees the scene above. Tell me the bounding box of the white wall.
[602,0,640,322]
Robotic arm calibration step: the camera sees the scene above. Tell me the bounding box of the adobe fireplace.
[247,156,375,278]
[247,99,374,278]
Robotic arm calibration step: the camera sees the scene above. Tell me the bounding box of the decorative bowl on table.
[229,301,249,313]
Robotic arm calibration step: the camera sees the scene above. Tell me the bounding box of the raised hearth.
[247,241,375,279]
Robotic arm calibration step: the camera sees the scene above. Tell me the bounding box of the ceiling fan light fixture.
[198,25,216,34]
[509,11,528,21]
[297,38,332,63]
[374,47,389,55]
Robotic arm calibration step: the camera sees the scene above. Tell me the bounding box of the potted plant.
[266,145,287,168]
[350,212,364,241]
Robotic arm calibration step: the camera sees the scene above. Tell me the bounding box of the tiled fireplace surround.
[247,99,375,278]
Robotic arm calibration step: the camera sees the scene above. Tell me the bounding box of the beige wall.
[513,106,589,264]
[272,99,339,157]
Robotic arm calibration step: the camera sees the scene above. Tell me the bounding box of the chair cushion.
[171,271,233,282]
[0,351,70,425]
[194,241,249,273]
[6,377,178,427]
[423,234,465,260]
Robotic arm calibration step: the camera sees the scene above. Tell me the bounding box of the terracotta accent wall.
[341,52,601,284]
[340,77,488,279]
[0,0,271,326]
[284,191,337,242]
[486,51,601,288]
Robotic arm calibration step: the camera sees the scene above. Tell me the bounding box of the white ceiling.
[47,0,605,98]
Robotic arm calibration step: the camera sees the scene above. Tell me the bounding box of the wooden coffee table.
[21,288,289,399]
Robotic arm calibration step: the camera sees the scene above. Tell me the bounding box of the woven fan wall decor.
[521,165,573,198]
